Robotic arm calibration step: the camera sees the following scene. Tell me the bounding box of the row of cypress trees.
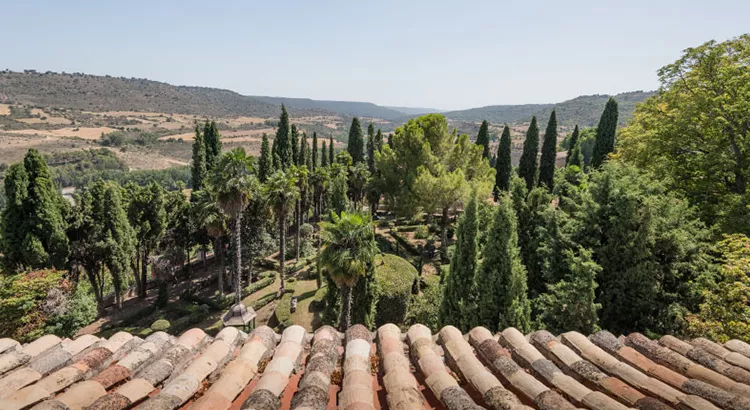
[475,98,619,197]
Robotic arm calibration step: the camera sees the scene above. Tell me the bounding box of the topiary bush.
[243,276,275,297]
[414,225,430,239]
[374,254,418,327]
[151,319,171,331]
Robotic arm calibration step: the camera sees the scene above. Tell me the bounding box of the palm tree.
[264,170,300,292]
[193,190,228,296]
[319,211,378,330]
[208,148,259,305]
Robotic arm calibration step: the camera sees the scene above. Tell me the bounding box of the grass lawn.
[290,278,323,331]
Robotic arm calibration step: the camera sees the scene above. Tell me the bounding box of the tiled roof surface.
[0,324,749,409]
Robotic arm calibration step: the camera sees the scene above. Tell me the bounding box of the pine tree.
[366,124,376,173]
[312,132,318,171]
[494,125,512,198]
[321,141,328,167]
[476,120,490,160]
[291,124,300,167]
[538,110,558,189]
[259,133,272,182]
[299,132,307,166]
[439,192,478,331]
[518,117,540,191]
[566,125,580,165]
[276,104,292,169]
[591,98,619,168]
[347,117,364,164]
[475,194,531,332]
[191,124,207,190]
[329,135,334,163]
[204,120,222,170]
[375,129,384,151]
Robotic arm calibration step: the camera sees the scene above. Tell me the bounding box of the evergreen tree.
[321,141,329,167]
[1,164,30,271]
[329,167,349,214]
[591,98,619,168]
[536,247,601,334]
[127,182,166,298]
[439,192,478,331]
[514,185,554,299]
[299,132,307,166]
[494,125,512,198]
[565,125,580,165]
[387,133,393,147]
[259,133,272,183]
[329,135,334,162]
[366,124,376,173]
[475,194,531,332]
[568,140,583,169]
[347,117,364,164]
[375,129,384,151]
[2,149,70,270]
[276,104,292,169]
[518,117,540,191]
[291,124,300,167]
[101,183,136,309]
[191,124,207,190]
[312,132,318,171]
[538,110,558,189]
[476,120,490,160]
[204,120,222,170]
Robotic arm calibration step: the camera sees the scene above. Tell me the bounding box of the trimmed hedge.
[243,276,275,297]
[391,231,420,255]
[273,292,293,330]
[374,254,418,327]
[151,319,171,331]
[252,292,277,310]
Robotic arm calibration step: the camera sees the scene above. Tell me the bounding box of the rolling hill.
[443,91,655,127]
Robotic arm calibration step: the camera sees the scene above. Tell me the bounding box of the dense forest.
[0,34,748,345]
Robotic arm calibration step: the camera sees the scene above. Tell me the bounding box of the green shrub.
[299,223,314,238]
[310,286,328,310]
[273,292,293,328]
[374,254,418,327]
[414,225,430,239]
[243,276,274,297]
[45,285,98,338]
[252,293,277,310]
[151,319,171,331]
[406,275,443,332]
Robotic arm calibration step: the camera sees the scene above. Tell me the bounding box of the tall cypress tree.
[204,120,222,170]
[375,129,384,151]
[366,124,376,173]
[387,133,393,148]
[494,125,512,198]
[475,194,531,332]
[347,117,364,164]
[0,164,29,271]
[101,183,136,309]
[259,133,272,182]
[476,120,490,160]
[518,116,540,191]
[568,139,583,169]
[312,132,318,171]
[439,192,478,331]
[321,141,328,167]
[538,110,558,189]
[329,135,334,163]
[299,132,307,166]
[191,124,207,190]
[591,98,619,168]
[566,125,580,165]
[291,124,300,166]
[276,104,292,169]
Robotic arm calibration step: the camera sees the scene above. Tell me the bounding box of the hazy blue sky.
[4,0,748,110]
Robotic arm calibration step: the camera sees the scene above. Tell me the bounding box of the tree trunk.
[295,201,301,261]
[141,251,149,298]
[202,246,207,270]
[279,213,286,292]
[234,215,243,306]
[339,284,352,331]
[87,269,104,314]
[441,207,449,262]
[132,247,142,297]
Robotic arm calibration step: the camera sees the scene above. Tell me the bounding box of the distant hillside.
[443,91,654,127]
[0,70,327,118]
[386,106,441,115]
[252,96,405,120]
